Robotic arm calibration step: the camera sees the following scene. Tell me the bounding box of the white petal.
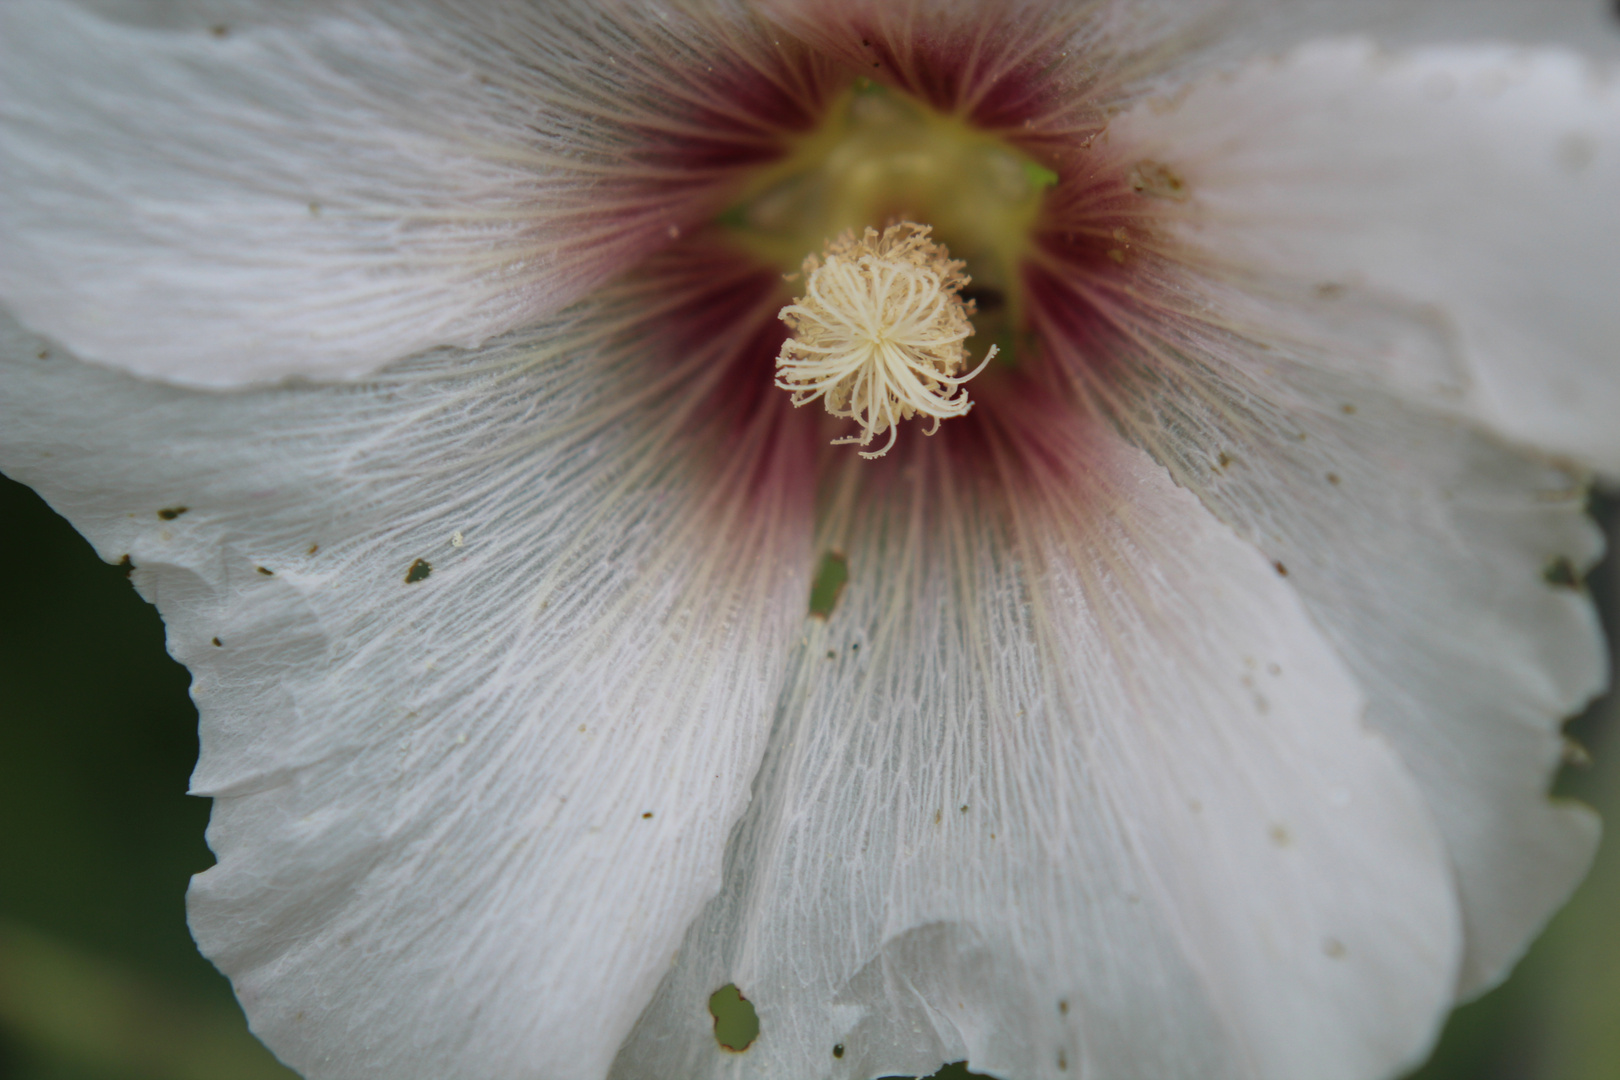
[1227,0,1620,58]
[612,426,1460,1080]
[1106,40,1620,470]
[0,295,813,1080]
[0,0,787,386]
[1041,260,1606,994]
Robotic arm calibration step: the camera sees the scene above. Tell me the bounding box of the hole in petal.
[707,984,759,1052]
[1542,555,1583,589]
[404,559,433,584]
[808,551,850,618]
[921,1062,996,1080]
[1562,738,1593,768]
[156,506,188,520]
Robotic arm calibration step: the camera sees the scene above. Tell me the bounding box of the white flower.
[1,2,1617,1080]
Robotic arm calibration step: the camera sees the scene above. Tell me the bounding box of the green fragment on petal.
[808,551,849,619]
[707,984,759,1052]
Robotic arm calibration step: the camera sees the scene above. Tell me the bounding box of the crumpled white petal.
[0,0,788,386]
[1084,39,1614,995]
[1107,39,1620,471]
[1153,358,1604,999]
[1051,282,1608,996]
[612,424,1460,1080]
[0,295,813,1080]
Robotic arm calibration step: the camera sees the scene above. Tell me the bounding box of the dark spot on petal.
[256,566,274,576]
[36,347,50,360]
[1315,283,1347,300]
[872,60,881,68]
[308,201,322,217]
[211,637,222,647]
[1543,555,1583,589]
[1127,160,1188,200]
[833,1043,845,1059]
[157,506,188,520]
[1326,473,1341,486]
[808,550,849,618]
[826,649,837,660]
[116,554,134,578]
[405,558,433,584]
[1058,1050,1068,1071]
[1340,403,1356,415]
[708,984,759,1052]
[933,809,942,824]
[1058,999,1069,1015]
[307,543,319,555]
[210,24,229,37]
[1323,938,1347,959]
[851,642,860,651]
[1273,561,1288,577]
[641,812,654,819]
[960,804,969,813]
[1216,451,1232,470]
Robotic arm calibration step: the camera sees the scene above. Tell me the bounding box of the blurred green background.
[1,469,1616,1080]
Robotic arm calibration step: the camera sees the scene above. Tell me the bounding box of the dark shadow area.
[0,472,294,1079]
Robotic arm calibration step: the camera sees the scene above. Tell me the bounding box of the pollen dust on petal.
[774,222,995,458]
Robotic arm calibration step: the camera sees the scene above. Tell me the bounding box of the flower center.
[719,81,1057,455]
[775,222,996,458]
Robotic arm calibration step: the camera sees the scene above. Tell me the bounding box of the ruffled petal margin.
[0,279,814,1080]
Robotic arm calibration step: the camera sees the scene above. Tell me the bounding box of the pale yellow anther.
[775,222,996,459]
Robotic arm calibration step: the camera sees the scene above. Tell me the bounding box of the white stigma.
[775,222,996,459]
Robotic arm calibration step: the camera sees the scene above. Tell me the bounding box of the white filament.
[775,223,996,458]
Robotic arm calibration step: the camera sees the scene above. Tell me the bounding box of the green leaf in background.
[0,920,290,1080]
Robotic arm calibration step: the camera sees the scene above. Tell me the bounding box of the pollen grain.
[775,222,995,459]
